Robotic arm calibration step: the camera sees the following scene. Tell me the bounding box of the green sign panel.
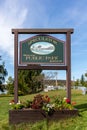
[20,35,65,65]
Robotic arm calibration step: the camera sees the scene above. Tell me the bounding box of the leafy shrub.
[24,100,32,108]
[10,103,24,110]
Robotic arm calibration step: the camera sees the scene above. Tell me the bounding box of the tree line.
[73,74,87,87]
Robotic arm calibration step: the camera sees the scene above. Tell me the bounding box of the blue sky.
[0,0,87,81]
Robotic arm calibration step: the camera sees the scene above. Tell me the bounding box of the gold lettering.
[53,40,57,45]
[38,56,42,60]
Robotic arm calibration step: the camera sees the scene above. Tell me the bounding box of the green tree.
[85,72,87,77]
[18,70,44,95]
[84,81,87,87]
[74,79,80,86]
[84,72,87,87]
[80,74,85,86]
[6,76,14,94]
[0,61,8,91]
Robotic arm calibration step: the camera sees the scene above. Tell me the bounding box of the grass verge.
[0,89,87,130]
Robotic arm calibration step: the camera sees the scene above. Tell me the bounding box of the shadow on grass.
[75,103,87,112]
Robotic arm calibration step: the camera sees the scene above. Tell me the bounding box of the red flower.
[45,95,48,98]
[43,95,50,103]
[65,99,70,104]
[47,97,50,102]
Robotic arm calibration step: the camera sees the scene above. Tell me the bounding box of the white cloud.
[0,0,28,60]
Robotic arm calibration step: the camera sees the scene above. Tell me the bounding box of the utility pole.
[55,72,58,87]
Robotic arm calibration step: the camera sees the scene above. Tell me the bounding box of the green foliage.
[84,81,87,87]
[10,103,25,110]
[9,94,74,116]
[18,70,44,95]
[74,72,87,87]
[6,70,44,95]
[24,100,32,108]
[52,96,74,110]
[74,79,80,86]
[85,72,87,77]
[0,61,8,91]
[6,76,14,94]
[80,74,85,86]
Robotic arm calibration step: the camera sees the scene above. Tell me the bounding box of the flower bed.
[9,94,78,124]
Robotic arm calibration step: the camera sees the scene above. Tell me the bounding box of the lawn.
[0,89,87,130]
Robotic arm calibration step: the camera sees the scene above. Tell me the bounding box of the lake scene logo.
[30,42,55,55]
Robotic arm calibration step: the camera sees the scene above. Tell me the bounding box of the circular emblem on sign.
[30,42,55,55]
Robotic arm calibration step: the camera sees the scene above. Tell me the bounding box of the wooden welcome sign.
[20,35,65,65]
[12,28,73,103]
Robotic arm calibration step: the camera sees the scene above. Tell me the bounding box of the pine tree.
[80,74,85,86]
[0,58,8,91]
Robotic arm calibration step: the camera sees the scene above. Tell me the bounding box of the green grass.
[0,89,87,130]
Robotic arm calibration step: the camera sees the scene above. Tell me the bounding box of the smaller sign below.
[20,35,65,65]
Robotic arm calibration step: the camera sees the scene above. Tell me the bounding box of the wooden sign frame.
[12,28,73,103]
